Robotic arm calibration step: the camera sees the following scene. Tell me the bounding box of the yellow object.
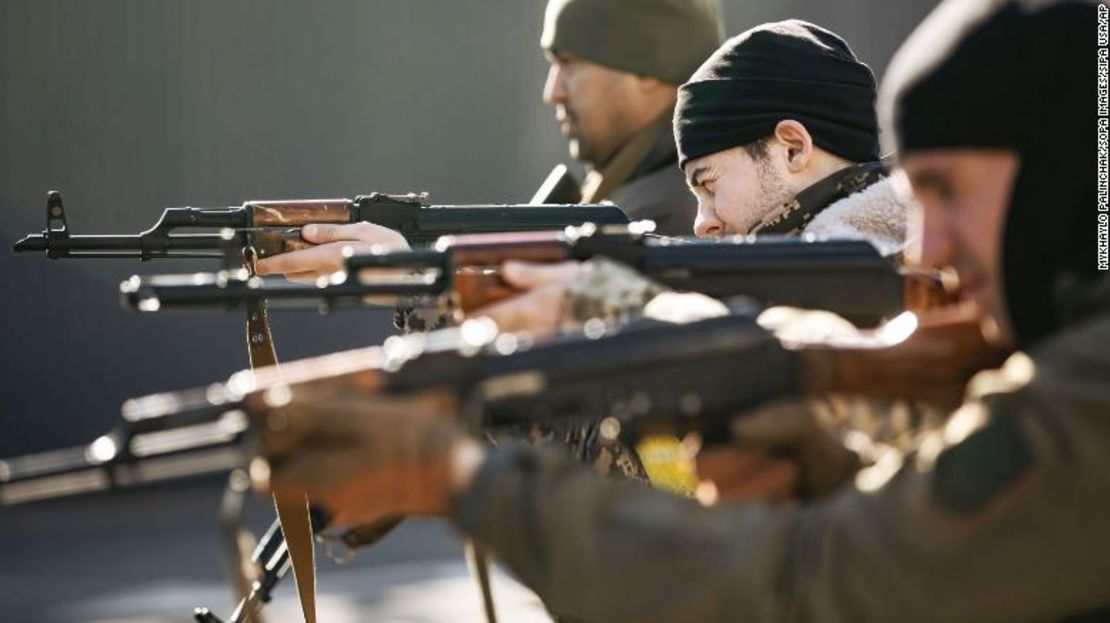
[635,435,700,496]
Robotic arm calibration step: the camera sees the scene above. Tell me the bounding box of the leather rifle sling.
[466,541,498,623]
[246,281,317,623]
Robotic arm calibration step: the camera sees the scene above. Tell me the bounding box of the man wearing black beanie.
[261,1,1110,621]
[674,20,909,254]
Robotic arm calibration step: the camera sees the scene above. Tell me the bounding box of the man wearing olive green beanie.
[539,0,723,236]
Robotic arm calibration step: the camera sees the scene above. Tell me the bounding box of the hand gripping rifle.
[121,224,954,325]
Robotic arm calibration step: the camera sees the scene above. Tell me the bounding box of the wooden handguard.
[442,231,572,264]
[446,237,574,312]
[452,268,524,312]
[245,199,355,259]
[247,199,352,227]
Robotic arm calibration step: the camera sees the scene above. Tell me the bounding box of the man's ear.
[773,120,814,173]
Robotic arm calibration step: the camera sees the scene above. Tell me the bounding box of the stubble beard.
[568,133,605,169]
[565,105,633,170]
[752,157,797,230]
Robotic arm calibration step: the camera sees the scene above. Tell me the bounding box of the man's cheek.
[958,207,995,276]
[719,190,753,233]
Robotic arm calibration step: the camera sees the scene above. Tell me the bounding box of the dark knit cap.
[674,20,881,167]
[542,0,724,86]
[883,0,1100,345]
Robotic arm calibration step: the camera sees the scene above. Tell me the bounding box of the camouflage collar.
[750,161,888,235]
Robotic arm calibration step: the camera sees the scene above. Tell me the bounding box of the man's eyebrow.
[687,166,710,188]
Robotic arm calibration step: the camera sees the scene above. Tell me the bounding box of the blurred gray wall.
[0,0,937,456]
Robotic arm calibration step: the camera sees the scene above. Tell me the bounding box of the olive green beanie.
[541,0,725,86]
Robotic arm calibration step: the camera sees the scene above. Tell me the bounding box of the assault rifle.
[122,224,949,325]
[0,305,1001,506]
[0,315,786,504]
[12,190,629,259]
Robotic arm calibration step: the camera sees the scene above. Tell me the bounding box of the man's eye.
[911,178,955,206]
[932,182,956,203]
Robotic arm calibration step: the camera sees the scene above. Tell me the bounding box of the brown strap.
[465,541,498,623]
[247,296,317,623]
[273,491,316,623]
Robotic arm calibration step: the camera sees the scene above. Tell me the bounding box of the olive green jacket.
[451,278,1110,622]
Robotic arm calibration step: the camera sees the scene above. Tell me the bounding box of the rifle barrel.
[13,233,231,258]
[121,273,442,311]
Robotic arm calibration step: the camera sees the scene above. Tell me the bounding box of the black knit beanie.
[542,0,724,86]
[674,20,881,168]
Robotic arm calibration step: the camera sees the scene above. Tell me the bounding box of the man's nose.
[542,63,566,105]
[693,201,724,238]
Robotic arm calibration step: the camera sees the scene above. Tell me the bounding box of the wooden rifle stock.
[799,305,1011,407]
